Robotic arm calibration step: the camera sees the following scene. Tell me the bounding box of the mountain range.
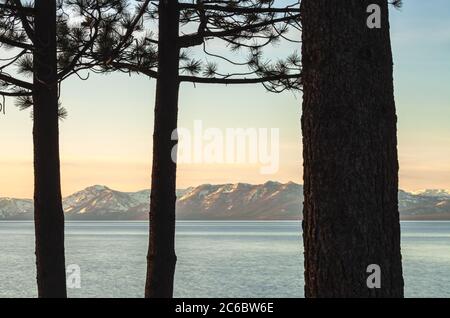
[1,182,450,220]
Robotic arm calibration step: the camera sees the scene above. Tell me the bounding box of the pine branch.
[11,0,35,42]
[108,0,152,59]
[57,13,101,80]
[0,72,33,90]
[179,3,301,14]
[179,14,301,48]
[0,90,31,97]
[180,72,300,85]
[0,35,33,50]
[0,3,34,15]
[111,61,158,78]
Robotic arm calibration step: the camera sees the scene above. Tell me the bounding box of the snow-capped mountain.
[177,181,302,220]
[1,183,450,220]
[398,189,450,219]
[63,185,150,220]
[412,189,450,198]
[0,197,33,219]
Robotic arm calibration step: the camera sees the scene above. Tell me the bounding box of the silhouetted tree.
[71,0,301,298]
[148,0,300,298]
[0,0,67,298]
[301,0,404,297]
[0,0,146,297]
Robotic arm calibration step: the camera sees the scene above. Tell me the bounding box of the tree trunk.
[32,0,67,298]
[145,0,180,298]
[301,0,404,297]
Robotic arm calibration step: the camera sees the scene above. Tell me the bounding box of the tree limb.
[0,35,33,50]
[0,90,31,97]
[111,61,158,78]
[11,0,35,43]
[179,3,301,14]
[180,73,300,85]
[0,73,33,90]
[179,14,301,48]
[0,3,34,16]
[107,0,152,61]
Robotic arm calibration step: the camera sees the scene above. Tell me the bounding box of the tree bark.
[301,0,404,297]
[32,0,67,298]
[145,0,180,298]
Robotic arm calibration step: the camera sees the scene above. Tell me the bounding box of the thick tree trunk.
[301,0,404,297]
[32,0,67,298]
[145,0,180,298]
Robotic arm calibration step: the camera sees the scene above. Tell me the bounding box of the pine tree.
[301,0,404,297]
[1,0,67,298]
[70,0,301,298]
[0,0,145,297]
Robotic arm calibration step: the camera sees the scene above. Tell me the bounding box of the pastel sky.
[1,0,449,198]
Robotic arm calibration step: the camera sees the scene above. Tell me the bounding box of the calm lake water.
[1,221,450,298]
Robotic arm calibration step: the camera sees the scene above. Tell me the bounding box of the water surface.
[0,221,449,298]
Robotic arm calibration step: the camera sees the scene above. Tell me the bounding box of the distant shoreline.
[2,183,449,221]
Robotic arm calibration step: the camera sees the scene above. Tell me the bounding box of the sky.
[1,0,450,198]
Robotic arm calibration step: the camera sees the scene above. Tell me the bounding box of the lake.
[1,221,449,298]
